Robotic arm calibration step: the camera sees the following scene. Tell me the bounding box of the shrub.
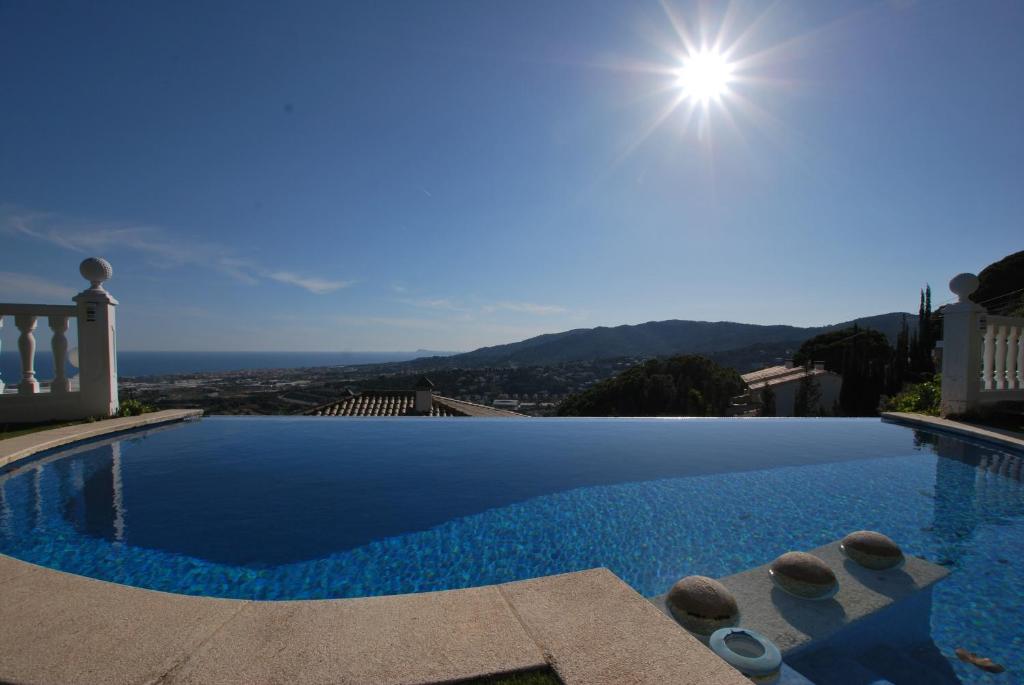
[117,399,155,417]
[885,375,941,416]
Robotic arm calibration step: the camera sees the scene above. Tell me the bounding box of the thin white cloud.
[268,271,351,295]
[1,206,351,296]
[485,301,567,316]
[398,297,468,312]
[0,272,77,301]
[331,315,451,330]
[399,295,566,316]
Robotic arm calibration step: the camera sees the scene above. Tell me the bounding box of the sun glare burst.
[676,49,734,105]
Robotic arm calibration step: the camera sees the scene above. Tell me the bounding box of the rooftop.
[741,364,833,391]
[304,390,526,417]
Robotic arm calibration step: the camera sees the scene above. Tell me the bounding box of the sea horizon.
[0,350,454,381]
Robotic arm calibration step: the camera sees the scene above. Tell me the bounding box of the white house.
[741,361,842,417]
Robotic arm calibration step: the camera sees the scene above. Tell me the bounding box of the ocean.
[0,350,442,381]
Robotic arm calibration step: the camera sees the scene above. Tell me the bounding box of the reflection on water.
[0,422,180,548]
[921,430,1024,562]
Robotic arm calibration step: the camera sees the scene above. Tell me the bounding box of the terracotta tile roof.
[741,365,833,391]
[303,390,525,418]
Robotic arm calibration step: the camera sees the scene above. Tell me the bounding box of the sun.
[676,48,734,105]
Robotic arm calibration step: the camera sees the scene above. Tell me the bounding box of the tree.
[760,385,776,417]
[793,367,822,417]
[970,250,1024,315]
[889,315,910,395]
[557,355,744,417]
[911,286,935,375]
[794,326,892,416]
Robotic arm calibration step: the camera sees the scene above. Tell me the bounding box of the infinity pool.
[0,417,1021,682]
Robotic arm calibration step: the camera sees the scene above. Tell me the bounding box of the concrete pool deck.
[881,411,1024,451]
[0,409,203,470]
[0,556,749,685]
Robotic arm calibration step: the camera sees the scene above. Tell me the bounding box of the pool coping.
[0,409,203,470]
[0,555,749,685]
[881,411,1024,451]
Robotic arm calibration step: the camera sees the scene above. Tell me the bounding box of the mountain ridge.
[398,312,917,370]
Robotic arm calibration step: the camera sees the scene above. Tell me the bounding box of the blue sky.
[1,0,1021,352]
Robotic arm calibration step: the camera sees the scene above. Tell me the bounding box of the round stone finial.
[769,552,838,600]
[666,575,740,636]
[80,257,113,289]
[949,272,979,303]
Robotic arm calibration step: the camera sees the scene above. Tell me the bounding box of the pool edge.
[0,409,204,470]
[881,411,1024,451]
[0,554,747,685]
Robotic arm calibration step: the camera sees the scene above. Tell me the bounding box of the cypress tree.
[891,315,910,393]
[761,385,776,417]
[794,364,822,417]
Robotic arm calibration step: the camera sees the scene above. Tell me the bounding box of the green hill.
[971,250,1024,315]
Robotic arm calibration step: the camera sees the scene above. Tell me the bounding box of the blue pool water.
[0,417,1021,682]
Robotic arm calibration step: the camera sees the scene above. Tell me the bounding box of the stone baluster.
[1017,326,1024,390]
[49,315,70,393]
[981,323,994,390]
[993,325,1007,390]
[14,314,39,394]
[1006,326,1020,391]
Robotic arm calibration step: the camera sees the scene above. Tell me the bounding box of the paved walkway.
[0,558,747,685]
[881,411,1024,450]
[0,409,203,470]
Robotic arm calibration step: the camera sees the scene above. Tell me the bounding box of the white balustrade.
[0,258,118,422]
[981,317,1024,392]
[941,272,1024,415]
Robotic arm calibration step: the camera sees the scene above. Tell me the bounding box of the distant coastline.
[0,350,452,381]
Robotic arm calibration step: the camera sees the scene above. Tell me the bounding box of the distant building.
[491,399,520,410]
[740,361,842,416]
[304,376,525,417]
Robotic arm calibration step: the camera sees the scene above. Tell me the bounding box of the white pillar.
[940,273,985,416]
[72,258,119,417]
